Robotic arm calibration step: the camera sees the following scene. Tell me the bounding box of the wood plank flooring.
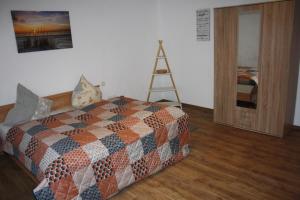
[0,104,299,200]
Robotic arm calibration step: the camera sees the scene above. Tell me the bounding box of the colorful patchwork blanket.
[3,96,190,200]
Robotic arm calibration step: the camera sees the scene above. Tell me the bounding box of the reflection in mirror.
[236,10,261,109]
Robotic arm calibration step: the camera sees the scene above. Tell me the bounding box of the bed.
[0,95,190,200]
[236,67,258,108]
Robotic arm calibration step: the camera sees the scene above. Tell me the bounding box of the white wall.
[0,0,160,105]
[294,67,300,126]
[158,0,300,125]
[1,0,299,125]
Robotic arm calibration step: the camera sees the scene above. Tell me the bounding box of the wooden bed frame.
[0,86,99,185]
[0,86,99,123]
[9,154,40,184]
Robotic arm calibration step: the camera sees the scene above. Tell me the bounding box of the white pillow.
[72,75,102,108]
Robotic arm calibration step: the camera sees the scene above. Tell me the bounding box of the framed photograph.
[196,9,210,41]
[11,11,73,53]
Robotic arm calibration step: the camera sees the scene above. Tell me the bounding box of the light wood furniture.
[214,0,300,137]
[147,40,182,108]
[0,86,99,123]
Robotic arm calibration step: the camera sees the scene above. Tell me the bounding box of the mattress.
[237,84,254,94]
[0,123,11,138]
[0,123,11,152]
[2,96,190,200]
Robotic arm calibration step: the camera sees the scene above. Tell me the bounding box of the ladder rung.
[156,69,168,74]
[150,87,176,92]
[153,73,171,76]
[156,56,166,59]
[157,101,181,107]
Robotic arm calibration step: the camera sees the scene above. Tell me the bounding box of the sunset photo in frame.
[11,11,73,53]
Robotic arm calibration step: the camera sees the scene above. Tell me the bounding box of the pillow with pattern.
[32,97,53,120]
[72,75,102,108]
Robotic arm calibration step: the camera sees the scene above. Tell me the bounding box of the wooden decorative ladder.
[147,40,182,109]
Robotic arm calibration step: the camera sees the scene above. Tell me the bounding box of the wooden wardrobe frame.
[214,0,300,137]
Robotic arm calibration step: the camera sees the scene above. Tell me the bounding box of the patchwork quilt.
[2,96,190,200]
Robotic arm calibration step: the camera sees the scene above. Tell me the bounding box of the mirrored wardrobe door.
[236,8,262,109]
[233,4,263,131]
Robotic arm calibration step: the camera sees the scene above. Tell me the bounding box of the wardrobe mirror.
[236,10,261,109]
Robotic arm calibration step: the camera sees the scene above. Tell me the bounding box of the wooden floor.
[0,104,300,200]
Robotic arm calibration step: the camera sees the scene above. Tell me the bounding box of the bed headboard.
[0,86,99,123]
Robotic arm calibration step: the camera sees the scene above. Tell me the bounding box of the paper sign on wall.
[196,9,210,41]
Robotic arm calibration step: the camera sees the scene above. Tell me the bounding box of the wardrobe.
[214,0,300,137]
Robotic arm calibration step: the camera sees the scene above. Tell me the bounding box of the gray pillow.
[4,84,39,126]
[16,83,39,110]
[4,84,53,126]
[4,104,34,126]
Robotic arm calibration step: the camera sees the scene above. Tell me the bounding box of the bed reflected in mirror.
[236,10,261,109]
[237,66,258,109]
